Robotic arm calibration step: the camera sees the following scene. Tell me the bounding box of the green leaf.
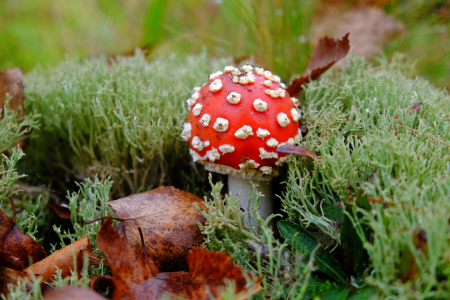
[320,286,351,300]
[347,286,376,300]
[322,203,343,222]
[278,220,348,283]
[340,213,364,274]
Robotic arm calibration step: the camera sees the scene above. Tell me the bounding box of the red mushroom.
[181,65,301,222]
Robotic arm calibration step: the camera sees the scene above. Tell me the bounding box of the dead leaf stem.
[137,226,156,277]
[9,197,16,224]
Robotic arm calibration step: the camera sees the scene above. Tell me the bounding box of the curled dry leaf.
[96,216,159,300]
[44,286,107,300]
[0,209,47,270]
[0,250,26,271]
[287,33,350,96]
[24,236,100,284]
[276,145,321,160]
[107,186,206,268]
[123,248,261,300]
[0,266,27,297]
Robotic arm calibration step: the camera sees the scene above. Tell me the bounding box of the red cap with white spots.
[181,65,302,181]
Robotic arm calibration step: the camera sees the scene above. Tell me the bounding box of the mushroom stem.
[228,175,273,224]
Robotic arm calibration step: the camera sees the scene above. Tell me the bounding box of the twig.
[138,226,156,277]
[0,169,15,175]
[395,124,450,148]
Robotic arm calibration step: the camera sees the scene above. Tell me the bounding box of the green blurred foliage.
[0,0,448,88]
[143,0,315,80]
[23,51,231,197]
[384,0,450,88]
[0,0,147,72]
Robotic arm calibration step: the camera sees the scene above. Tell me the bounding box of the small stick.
[0,169,15,175]
[9,197,16,223]
[367,196,420,212]
[138,226,156,277]
[395,124,450,148]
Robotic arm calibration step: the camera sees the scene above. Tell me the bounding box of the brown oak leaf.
[287,33,350,96]
[107,186,206,268]
[95,216,159,300]
[123,248,261,300]
[0,209,47,270]
[44,286,108,300]
[24,236,100,285]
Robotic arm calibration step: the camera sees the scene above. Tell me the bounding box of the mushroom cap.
[182,66,301,181]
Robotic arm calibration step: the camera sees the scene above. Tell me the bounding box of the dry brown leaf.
[123,248,260,300]
[287,33,350,96]
[0,68,28,151]
[0,250,26,271]
[24,236,100,284]
[0,209,47,270]
[107,186,206,268]
[44,286,108,300]
[276,145,321,160]
[0,68,25,118]
[0,266,27,297]
[96,216,159,300]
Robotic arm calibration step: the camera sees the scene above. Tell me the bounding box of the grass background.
[1,0,450,299]
[0,0,448,88]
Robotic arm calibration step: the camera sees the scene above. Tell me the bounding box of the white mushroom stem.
[228,175,273,225]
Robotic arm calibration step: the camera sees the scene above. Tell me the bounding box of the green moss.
[23,51,233,196]
[283,55,450,298]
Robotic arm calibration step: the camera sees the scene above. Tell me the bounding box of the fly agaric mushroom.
[181,65,301,222]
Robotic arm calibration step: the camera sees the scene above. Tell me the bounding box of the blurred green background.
[0,0,449,88]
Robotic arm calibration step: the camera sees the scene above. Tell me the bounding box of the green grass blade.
[142,0,168,46]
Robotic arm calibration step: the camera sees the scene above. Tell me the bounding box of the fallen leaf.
[0,266,27,297]
[0,250,26,271]
[411,102,422,112]
[287,33,350,96]
[24,236,100,284]
[0,209,47,270]
[276,145,321,160]
[123,248,260,300]
[96,216,159,300]
[0,68,25,118]
[46,196,71,219]
[107,186,206,268]
[44,286,108,300]
[399,228,428,282]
